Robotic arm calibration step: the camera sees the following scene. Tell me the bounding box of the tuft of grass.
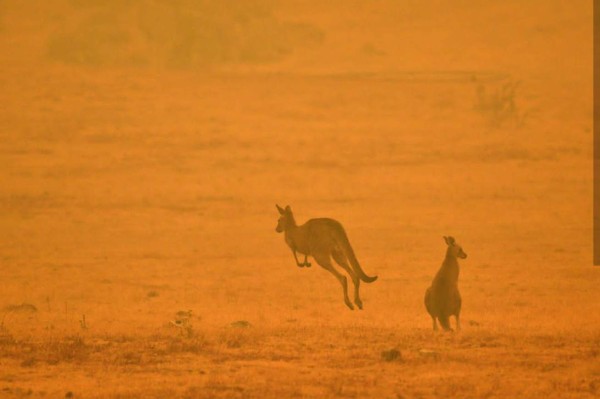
[3,303,38,313]
[165,333,210,355]
[381,348,402,362]
[230,320,252,329]
[169,310,196,338]
[19,357,36,367]
[114,350,144,365]
[43,335,89,364]
[217,327,261,350]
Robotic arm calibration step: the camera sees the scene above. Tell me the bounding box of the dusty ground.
[0,1,597,398]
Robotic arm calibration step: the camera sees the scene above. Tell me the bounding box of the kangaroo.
[275,205,377,310]
[424,236,467,331]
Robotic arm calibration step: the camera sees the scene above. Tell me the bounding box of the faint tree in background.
[47,0,323,68]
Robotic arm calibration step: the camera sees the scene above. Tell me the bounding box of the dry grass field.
[0,1,597,398]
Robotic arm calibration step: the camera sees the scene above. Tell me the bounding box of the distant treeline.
[14,0,325,67]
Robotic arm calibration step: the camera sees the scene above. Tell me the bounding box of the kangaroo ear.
[446,236,456,245]
[285,205,291,213]
[276,204,285,214]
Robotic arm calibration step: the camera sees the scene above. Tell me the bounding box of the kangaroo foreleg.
[292,250,311,267]
[292,250,305,267]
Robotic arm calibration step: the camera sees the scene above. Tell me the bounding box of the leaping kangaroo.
[275,205,377,310]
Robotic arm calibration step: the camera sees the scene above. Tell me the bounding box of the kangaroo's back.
[304,218,343,243]
[305,218,378,283]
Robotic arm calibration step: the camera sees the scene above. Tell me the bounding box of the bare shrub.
[475,79,528,128]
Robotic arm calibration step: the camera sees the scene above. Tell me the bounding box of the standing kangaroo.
[424,236,467,331]
[275,205,377,310]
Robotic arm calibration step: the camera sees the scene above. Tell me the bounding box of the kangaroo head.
[444,236,467,259]
[275,204,294,233]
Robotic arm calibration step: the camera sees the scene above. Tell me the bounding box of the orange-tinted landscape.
[0,1,597,398]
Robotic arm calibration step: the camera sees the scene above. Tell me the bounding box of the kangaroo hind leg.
[455,291,462,331]
[332,249,362,310]
[314,252,354,310]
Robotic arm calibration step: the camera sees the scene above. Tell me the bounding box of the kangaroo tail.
[336,226,378,283]
[438,315,452,331]
[424,288,433,316]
